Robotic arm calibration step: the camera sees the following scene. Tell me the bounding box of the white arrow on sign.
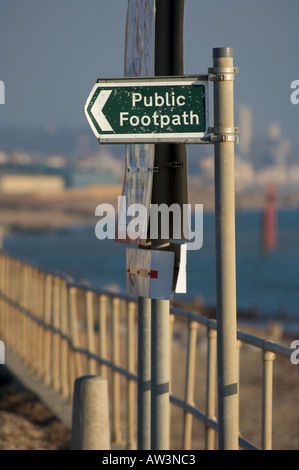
[91,89,113,132]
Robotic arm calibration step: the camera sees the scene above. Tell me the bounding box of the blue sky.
[0,0,298,148]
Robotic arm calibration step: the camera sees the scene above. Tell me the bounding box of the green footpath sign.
[84,76,209,144]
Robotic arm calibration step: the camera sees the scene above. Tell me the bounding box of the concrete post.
[212,47,239,449]
[71,375,110,450]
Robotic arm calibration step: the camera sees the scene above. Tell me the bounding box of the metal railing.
[0,251,297,450]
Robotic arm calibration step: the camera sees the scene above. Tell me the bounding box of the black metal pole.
[150,0,186,450]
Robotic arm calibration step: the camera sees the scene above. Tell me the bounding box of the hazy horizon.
[0,1,298,149]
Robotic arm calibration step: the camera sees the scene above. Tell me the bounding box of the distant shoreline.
[0,183,298,234]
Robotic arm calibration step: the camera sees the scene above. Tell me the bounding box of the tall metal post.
[212,47,239,449]
[150,290,170,450]
[137,296,151,449]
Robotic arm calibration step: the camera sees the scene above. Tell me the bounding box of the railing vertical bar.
[112,296,121,444]
[86,290,97,375]
[33,268,40,370]
[6,256,11,347]
[6,256,12,349]
[127,300,136,450]
[21,262,28,360]
[52,276,61,391]
[0,254,4,338]
[67,284,76,401]
[169,313,175,440]
[5,255,9,347]
[28,267,36,369]
[5,255,9,346]
[237,338,242,449]
[60,278,70,398]
[12,259,17,347]
[69,286,83,380]
[37,271,45,378]
[98,294,108,378]
[43,274,53,385]
[29,267,36,367]
[29,267,36,369]
[182,320,199,450]
[16,260,22,356]
[15,260,21,354]
[9,258,15,352]
[261,349,276,450]
[205,324,217,450]
[0,254,3,338]
[12,259,18,351]
[2,255,6,343]
[19,262,24,357]
[35,268,41,371]
[24,265,32,367]
[15,261,21,357]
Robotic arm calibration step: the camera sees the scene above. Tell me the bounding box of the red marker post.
[263,183,277,253]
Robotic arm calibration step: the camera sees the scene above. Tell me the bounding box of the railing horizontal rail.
[0,249,136,302]
[238,436,260,451]
[0,289,138,382]
[172,306,294,358]
[237,330,292,358]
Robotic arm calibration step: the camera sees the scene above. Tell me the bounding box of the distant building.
[0,80,4,105]
[238,104,252,157]
[0,174,65,194]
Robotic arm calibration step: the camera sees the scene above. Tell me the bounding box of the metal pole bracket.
[206,126,239,144]
[208,66,238,81]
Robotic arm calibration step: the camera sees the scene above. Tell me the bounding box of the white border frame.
[84,75,210,144]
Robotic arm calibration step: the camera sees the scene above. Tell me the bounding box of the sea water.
[4,208,299,319]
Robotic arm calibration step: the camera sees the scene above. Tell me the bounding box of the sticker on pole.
[126,248,175,299]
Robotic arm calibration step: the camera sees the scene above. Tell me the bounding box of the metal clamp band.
[208,66,239,74]
[208,66,238,82]
[209,73,235,81]
[209,126,239,134]
[206,126,239,143]
[209,134,237,142]
[205,132,239,144]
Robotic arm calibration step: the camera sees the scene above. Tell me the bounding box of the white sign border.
[84,75,210,144]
